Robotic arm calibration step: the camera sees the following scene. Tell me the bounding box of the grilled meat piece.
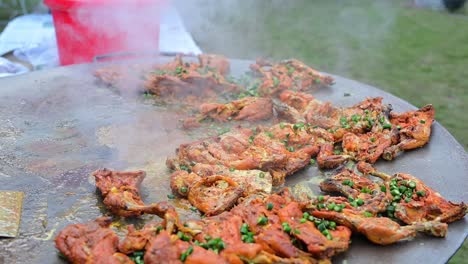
[118,222,164,254]
[55,217,133,264]
[168,125,320,187]
[341,129,397,164]
[188,175,244,216]
[319,169,391,214]
[144,54,237,100]
[357,162,467,224]
[250,59,334,96]
[199,97,273,122]
[145,230,228,264]
[307,196,447,245]
[278,92,392,142]
[198,54,231,75]
[277,201,351,258]
[93,168,176,218]
[383,105,435,160]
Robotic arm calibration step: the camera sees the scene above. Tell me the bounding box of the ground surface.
[1,0,467,262]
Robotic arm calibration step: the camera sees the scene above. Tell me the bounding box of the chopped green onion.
[356,198,364,206]
[408,181,416,189]
[300,218,307,223]
[294,229,301,234]
[180,246,193,262]
[310,159,316,165]
[416,190,426,197]
[363,211,373,217]
[318,195,325,202]
[282,222,292,232]
[180,186,188,193]
[259,172,265,178]
[167,194,175,199]
[266,203,274,211]
[257,216,268,225]
[383,123,392,129]
[333,205,342,212]
[420,120,426,124]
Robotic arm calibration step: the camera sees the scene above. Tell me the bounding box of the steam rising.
[175,0,396,76]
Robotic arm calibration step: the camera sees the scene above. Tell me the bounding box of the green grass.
[177,0,467,262]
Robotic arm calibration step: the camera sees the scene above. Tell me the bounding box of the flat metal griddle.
[0,56,466,264]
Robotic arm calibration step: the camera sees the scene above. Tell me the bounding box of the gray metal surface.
[0,57,466,264]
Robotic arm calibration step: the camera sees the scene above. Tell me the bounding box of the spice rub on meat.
[56,189,351,264]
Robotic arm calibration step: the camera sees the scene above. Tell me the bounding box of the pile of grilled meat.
[55,55,466,263]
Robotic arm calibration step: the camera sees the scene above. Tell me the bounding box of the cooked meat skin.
[93,168,174,217]
[55,217,133,264]
[383,104,435,160]
[199,97,273,122]
[357,162,467,224]
[144,55,237,101]
[188,175,244,216]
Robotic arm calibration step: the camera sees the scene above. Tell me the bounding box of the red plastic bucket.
[45,0,166,65]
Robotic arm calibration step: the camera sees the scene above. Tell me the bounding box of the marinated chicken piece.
[319,169,391,214]
[383,105,435,160]
[119,222,163,254]
[277,93,393,142]
[277,201,351,258]
[341,129,397,164]
[170,170,202,197]
[198,54,230,75]
[357,162,467,224]
[311,208,447,245]
[94,66,125,87]
[168,125,318,186]
[144,231,228,264]
[250,59,334,96]
[192,164,273,195]
[144,54,238,100]
[307,196,447,245]
[316,144,351,169]
[55,217,133,264]
[188,175,244,216]
[198,97,273,122]
[93,168,175,218]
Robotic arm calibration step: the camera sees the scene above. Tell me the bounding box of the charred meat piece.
[357,162,467,225]
[250,59,334,96]
[55,217,133,264]
[93,168,175,218]
[383,105,435,160]
[198,97,273,122]
[144,54,237,100]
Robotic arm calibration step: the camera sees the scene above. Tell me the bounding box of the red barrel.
[45,0,166,65]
